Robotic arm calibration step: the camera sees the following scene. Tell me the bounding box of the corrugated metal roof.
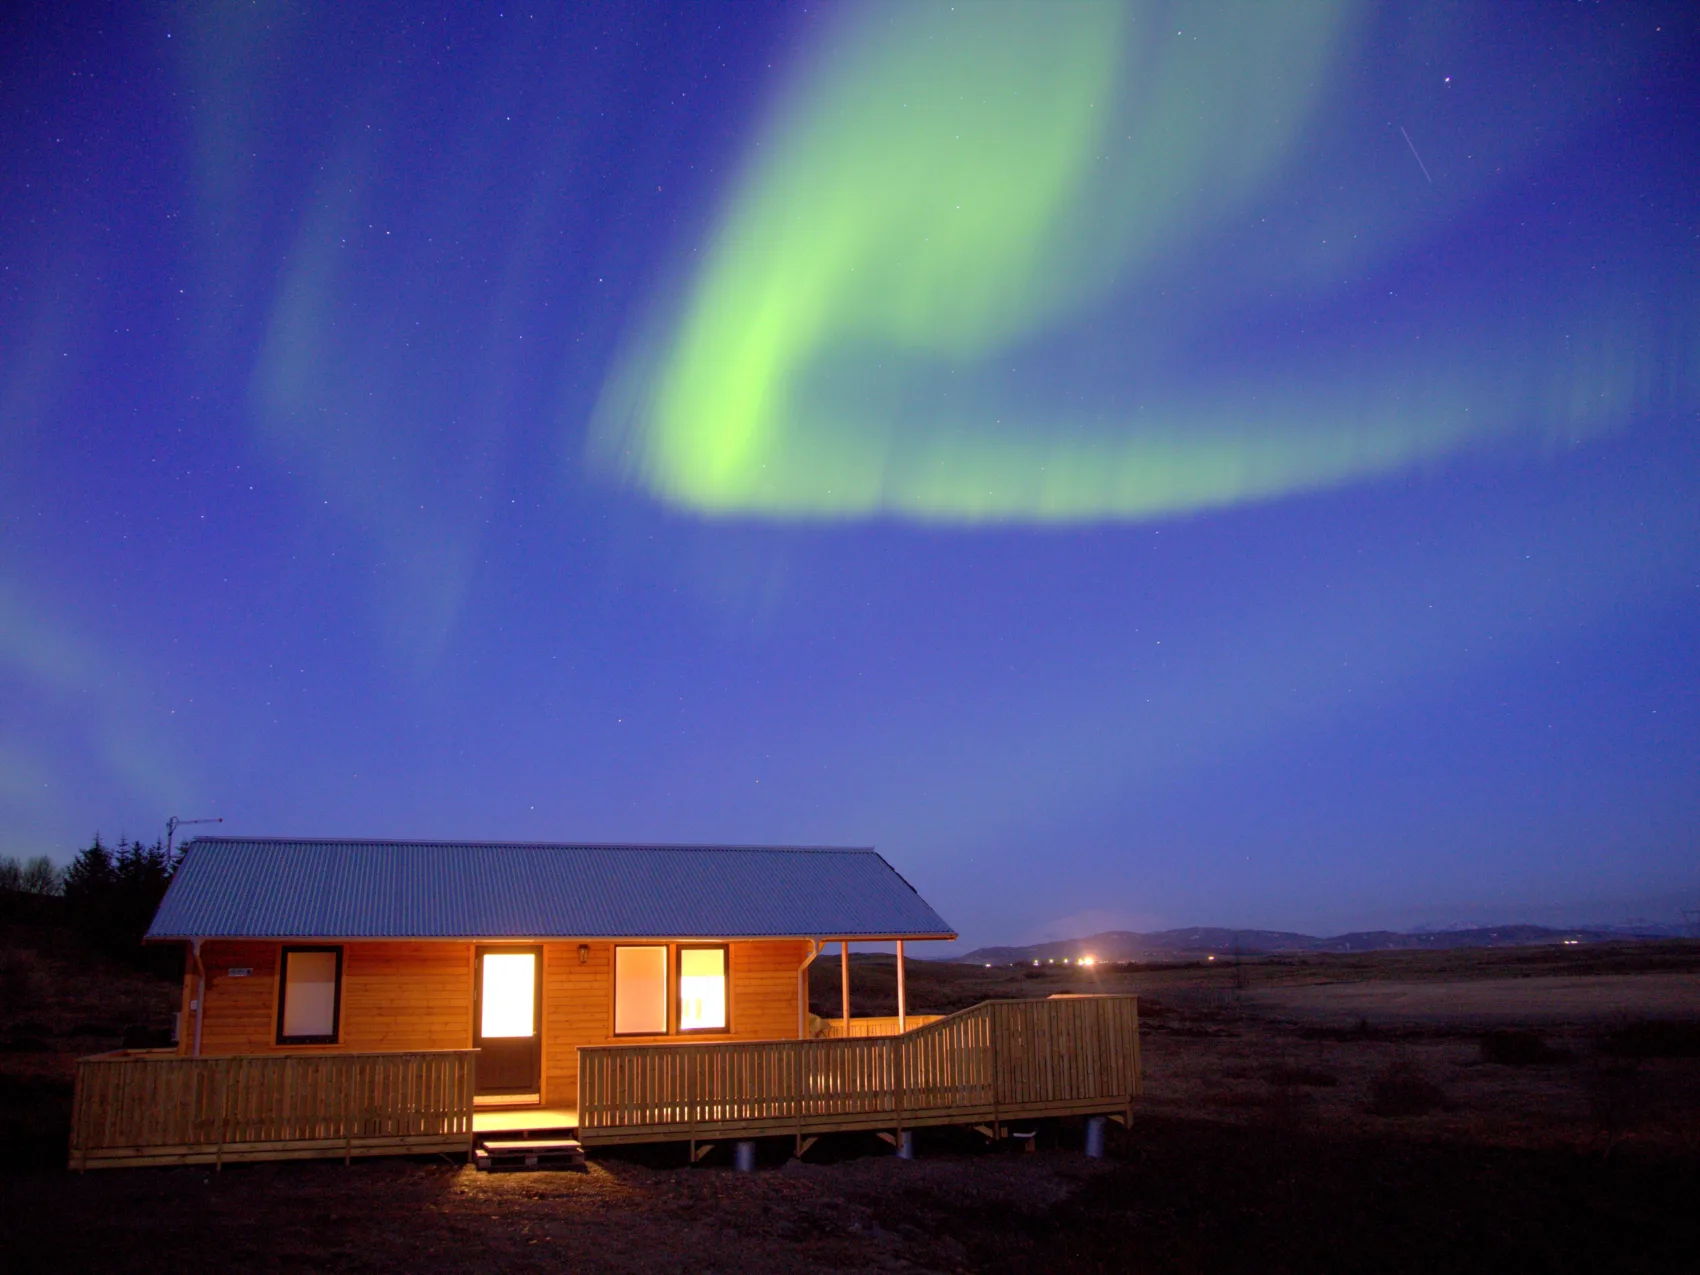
[147,838,955,941]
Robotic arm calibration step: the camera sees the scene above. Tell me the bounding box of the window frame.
[611,943,671,1037]
[675,943,731,1035]
[275,944,344,1046]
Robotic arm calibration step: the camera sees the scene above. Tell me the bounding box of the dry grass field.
[3,928,1698,1273]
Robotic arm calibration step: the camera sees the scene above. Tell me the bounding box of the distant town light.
[1032,960,1040,966]
[1206,955,1215,962]
[1080,956,1096,967]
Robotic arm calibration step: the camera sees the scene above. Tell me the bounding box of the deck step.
[475,1137,585,1173]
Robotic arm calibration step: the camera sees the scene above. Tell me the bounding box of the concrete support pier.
[1084,1116,1107,1159]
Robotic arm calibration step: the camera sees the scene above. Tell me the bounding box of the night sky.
[3,2,1696,951]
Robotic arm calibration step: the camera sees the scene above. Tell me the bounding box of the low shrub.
[1210,1089,1271,1110]
[1366,1058,1446,1117]
[122,1024,173,1048]
[0,948,45,1017]
[1584,1059,1648,1143]
[1600,1019,1700,1059]
[1264,1063,1340,1088]
[1300,1017,1383,1042]
[0,1074,74,1171]
[1480,1030,1571,1066]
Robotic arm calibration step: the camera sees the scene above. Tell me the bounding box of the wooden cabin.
[148,837,954,1112]
[69,837,1141,1169]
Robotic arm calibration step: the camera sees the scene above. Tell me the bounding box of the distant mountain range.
[958,922,1691,964]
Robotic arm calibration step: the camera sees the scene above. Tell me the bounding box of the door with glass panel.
[474,947,541,1096]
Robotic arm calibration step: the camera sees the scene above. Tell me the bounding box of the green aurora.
[592,0,1691,523]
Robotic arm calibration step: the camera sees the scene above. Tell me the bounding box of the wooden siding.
[578,995,1141,1147]
[191,941,278,1054]
[541,939,810,1108]
[189,941,475,1056]
[182,937,811,1109]
[344,943,475,1052]
[540,940,605,1106]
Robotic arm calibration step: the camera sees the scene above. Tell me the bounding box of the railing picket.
[66,1050,478,1168]
[571,995,1137,1147]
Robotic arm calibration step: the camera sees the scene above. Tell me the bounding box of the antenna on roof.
[166,815,223,861]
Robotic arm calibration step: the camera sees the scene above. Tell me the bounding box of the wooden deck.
[577,994,1140,1148]
[67,996,1139,1167]
[69,1049,476,1170]
[473,1107,579,1134]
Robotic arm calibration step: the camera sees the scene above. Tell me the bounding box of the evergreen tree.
[62,834,114,907]
[114,837,170,899]
[112,838,173,948]
[60,834,181,973]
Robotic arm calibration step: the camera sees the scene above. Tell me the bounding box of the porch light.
[578,943,590,964]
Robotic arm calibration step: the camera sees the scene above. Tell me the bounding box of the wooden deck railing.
[69,1049,477,1170]
[814,1014,946,1038]
[577,994,1139,1147]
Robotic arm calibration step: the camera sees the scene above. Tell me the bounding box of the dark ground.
[4,912,1699,1273]
[4,1116,1697,1274]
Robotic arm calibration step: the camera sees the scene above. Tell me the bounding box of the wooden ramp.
[576,994,1140,1149]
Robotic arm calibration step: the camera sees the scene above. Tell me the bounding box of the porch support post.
[840,941,851,1029]
[796,939,821,1039]
[896,940,907,1032]
[191,937,207,1057]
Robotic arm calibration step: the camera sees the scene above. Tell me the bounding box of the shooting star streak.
[1400,125,1433,184]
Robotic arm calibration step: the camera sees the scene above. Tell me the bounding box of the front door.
[474,947,541,1096]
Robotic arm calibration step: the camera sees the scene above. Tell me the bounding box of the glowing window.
[480,952,537,1038]
[277,947,341,1044]
[614,945,668,1035]
[678,947,727,1032]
